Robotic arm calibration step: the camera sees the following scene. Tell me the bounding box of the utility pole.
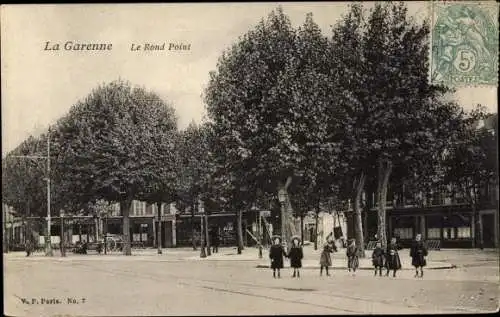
[46,130,53,256]
[9,129,53,256]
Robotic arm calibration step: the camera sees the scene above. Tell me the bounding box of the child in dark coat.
[25,239,33,257]
[269,236,286,278]
[410,234,428,278]
[385,237,402,277]
[371,241,385,276]
[346,239,360,275]
[319,241,337,276]
[288,236,304,278]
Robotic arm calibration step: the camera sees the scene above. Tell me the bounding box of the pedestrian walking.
[319,240,337,276]
[269,236,286,278]
[410,233,428,278]
[371,241,385,276]
[288,236,303,278]
[385,237,402,277]
[346,239,359,275]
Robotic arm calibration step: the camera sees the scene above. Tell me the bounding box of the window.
[426,215,442,239]
[456,227,471,238]
[427,228,441,239]
[394,227,413,239]
[443,228,455,239]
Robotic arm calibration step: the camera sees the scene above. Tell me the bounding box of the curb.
[255,264,457,270]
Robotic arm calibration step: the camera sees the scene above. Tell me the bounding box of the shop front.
[388,204,474,248]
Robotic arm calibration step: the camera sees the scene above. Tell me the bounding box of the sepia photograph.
[1,2,499,316]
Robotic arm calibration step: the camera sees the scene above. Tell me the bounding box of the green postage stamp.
[430,1,499,86]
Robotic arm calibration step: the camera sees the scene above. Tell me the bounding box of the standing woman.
[288,236,304,278]
[385,237,402,277]
[269,235,286,278]
[346,239,360,275]
[410,233,428,278]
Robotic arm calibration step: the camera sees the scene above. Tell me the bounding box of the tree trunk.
[157,202,162,254]
[205,213,211,256]
[278,176,293,246]
[377,159,393,249]
[200,211,206,258]
[468,182,482,249]
[236,209,244,254]
[314,201,320,250]
[354,172,366,257]
[300,213,304,244]
[120,198,132,256]
[60,213,65,257]
[191,202,196,250]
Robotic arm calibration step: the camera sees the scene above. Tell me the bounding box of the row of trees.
[204,4,496,253]
[2,3,497,256]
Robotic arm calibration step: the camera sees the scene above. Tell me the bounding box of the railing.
[365,241,378,250]
[426,240,441,250]
[366,239,440,250]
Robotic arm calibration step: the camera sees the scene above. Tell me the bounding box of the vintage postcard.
[2,2,498,316]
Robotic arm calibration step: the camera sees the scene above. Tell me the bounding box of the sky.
[1,2,497,155]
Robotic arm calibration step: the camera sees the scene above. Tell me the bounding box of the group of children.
[269,235,304,278]
[269,233,429,278]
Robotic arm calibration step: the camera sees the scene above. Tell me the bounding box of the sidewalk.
[188,246,456,270]
[6,245,496,270]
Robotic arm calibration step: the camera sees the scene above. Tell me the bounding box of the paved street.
[4,247,499,316]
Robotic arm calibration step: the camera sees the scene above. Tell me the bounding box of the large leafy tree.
[205,8,345,245]
[138,103,178,254]
[331,3,465,248]
[176,122,214,251]
[53,80,177,255]
[3,136,48,218]
[2,133,80,217]
[442,108,497,248]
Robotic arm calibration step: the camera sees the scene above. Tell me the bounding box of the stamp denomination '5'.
[431,2,499,86]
